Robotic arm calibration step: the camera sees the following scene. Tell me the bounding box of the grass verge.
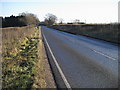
[50,24,119,44]
[2,26,56,89]
[2,26,39,88]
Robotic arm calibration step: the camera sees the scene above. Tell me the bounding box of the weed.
[2,26,39,88]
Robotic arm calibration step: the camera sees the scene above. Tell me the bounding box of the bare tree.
[59,18,64,24]
[74,19,80,24]
[44,13,57,26]
[20,12,40,26]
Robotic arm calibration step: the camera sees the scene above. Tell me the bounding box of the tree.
[20,12,40,26]
[59,18,64,24]
[0,17,3,28]
[44,13,57,26]
[74,19,80,24]
[2,12,40,27]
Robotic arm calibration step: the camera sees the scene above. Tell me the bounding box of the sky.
[0,0,119,23]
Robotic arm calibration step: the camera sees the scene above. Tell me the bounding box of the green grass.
[2,26,39,89]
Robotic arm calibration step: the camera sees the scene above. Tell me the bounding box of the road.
[41,26,118,88]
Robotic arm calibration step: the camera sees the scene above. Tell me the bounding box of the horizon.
[0,0,119,24]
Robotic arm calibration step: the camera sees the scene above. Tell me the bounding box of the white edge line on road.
[42,33,72,89]
[93,50,117,60]
[42,26,117,61]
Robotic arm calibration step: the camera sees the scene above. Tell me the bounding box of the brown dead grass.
[51,24,119,44]
[2,26,56,88]
[2,26,38,88]
[33,27,56,88]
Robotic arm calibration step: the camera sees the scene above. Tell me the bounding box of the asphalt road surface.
[41,26,118,88]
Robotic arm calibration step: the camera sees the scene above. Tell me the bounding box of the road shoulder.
[32,27,56,88]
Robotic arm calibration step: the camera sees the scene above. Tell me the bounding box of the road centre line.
[93,50,116,60]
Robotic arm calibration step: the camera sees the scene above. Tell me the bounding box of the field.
[2,26,40,88]
[50,24,119,44]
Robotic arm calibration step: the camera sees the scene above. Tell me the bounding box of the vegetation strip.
[49,24,119,44]
[2,26,39,88]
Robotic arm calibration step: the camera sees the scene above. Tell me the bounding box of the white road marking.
[42,33,72,89]
[93,50,117,60]
[43,26,117,61]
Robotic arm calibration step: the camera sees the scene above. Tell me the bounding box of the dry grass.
[2,25,35,58]
[1,26,56,89]
[33,28,56,88]
[2,26,39,88]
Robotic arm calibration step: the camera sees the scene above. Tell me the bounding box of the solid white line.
[93,50,117,60]
[42,33,72,89]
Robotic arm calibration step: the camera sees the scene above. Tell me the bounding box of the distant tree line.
[44,13,57,26]
[40,13,85,26]
[2,13,40,28]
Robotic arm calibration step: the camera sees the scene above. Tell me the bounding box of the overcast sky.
[0,0,119,23]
